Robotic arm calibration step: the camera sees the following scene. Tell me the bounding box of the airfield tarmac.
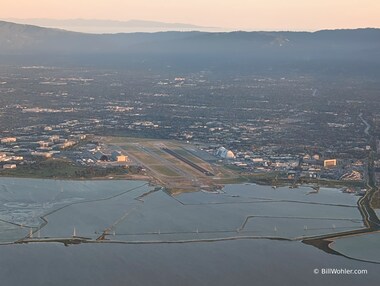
[100,136,241,193]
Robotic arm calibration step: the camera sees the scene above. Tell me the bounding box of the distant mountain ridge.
[0,20,379,73]
[2,18,218,33]
[4,18,212,28]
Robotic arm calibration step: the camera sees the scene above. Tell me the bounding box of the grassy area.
[174,149,206,165]
[213,176,248,184]
[165,187,198,196]
[241,172,365,189]
[0,159,82,178]
[224,165,245,172]
[101,136,158,145]
[299,178,365,188]
[241,172,281,185]
[131,153,162,165]
[0,159,131,179]
[151,165,181,177]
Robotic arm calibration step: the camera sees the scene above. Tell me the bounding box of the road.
[359,112,371,136]
[304,113,379,257]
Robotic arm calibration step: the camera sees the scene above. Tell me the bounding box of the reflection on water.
[0,177,378,285]
[0,178,365,243]
[331,232,380,263]
[0,240,378,286]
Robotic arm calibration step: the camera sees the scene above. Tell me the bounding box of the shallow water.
[0,177,378,285]
[0,179,364,242]
[331,232,380,263]
[0,178,151,241]
[0,240,377,286]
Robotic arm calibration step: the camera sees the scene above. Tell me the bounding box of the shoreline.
[1,174,379,263]
[0,172,363,189]
[0,173,151,182]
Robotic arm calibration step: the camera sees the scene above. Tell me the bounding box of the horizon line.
[1,18,379,34]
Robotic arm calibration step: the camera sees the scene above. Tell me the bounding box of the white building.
[215,147,235,159]
[3,164,16,169]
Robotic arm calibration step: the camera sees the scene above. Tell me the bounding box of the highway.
[359,112,371,136]
[303,113,380,258]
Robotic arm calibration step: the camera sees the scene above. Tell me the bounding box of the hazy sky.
[1,0,380,31]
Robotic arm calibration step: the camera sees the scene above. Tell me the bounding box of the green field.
[0,159,129,179]
[151,165,181,177]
